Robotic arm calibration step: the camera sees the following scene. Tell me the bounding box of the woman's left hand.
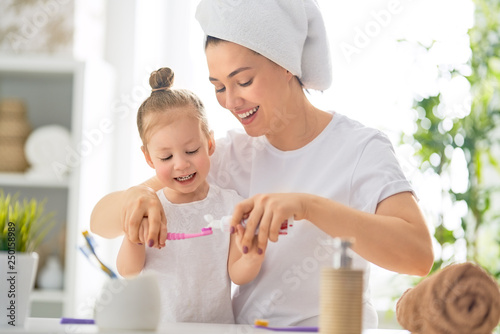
[231,193,308,254]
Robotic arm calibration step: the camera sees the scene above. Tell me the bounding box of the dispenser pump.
[340,239,353,268]
[332,238,354,269]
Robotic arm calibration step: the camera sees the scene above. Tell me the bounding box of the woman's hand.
[231,193,308,254]
[122,185,167,248]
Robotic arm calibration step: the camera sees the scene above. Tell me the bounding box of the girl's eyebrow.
[153,138,198,151]
[209,67,252,82]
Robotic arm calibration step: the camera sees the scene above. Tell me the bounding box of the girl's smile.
[174,172,198,187]
[142,110,214,204]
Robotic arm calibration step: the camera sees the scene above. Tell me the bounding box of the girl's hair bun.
[150,67,174,91]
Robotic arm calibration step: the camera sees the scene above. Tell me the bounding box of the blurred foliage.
[403,0,500,281]
[0,190,55,253]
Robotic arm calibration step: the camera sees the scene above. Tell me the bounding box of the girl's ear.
[208,130,216,156]
[141,145,155,169]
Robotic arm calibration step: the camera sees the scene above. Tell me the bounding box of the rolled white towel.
[195,0,332,91]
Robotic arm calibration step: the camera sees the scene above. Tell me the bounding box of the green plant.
[0,190,56,253]
[402,0,500,279]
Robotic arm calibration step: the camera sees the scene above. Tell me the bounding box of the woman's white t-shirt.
[207,112,414,328]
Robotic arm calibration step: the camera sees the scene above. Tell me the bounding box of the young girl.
[116,67,263,324]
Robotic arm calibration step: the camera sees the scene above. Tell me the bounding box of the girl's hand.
[233,224,265,262]
[122,185,168,248]
[228,223,266,285]
[231,193,308,254]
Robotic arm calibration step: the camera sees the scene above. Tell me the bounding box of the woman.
[91,0,433,328]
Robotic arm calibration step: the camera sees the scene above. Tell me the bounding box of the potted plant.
[0,190,55,329]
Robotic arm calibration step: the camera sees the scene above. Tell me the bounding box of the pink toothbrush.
[166,227,213,240]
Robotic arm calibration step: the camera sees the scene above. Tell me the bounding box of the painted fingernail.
[230,226,235,234]
[138,243,143,246]
[243,246,248,254]
[148,239,154,247]
[258,248,263,255]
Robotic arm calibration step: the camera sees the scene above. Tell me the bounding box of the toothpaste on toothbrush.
[204,214,294,235]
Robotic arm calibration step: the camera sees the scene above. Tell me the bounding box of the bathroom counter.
[0,317,410,333]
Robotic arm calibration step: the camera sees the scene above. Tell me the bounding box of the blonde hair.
[137,67,209,144]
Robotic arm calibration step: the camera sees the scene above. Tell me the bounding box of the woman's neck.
[265,95,332,151]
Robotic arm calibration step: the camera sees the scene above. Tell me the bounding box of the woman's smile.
[236,106,259,119]
[236,106,259,124]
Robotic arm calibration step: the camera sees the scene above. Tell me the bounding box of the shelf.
[0,172,68,189]
[30,289,65,303]
[0,56,115,317]
[0,55,79,74]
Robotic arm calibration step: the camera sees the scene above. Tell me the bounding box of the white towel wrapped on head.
[195,0,332,91]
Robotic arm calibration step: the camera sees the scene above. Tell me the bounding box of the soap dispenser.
[319,238,363,334]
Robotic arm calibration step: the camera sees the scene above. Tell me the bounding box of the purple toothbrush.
[254,325,318,332]
[166,227,213,240]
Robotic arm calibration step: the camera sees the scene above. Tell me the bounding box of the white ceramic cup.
[94,273,161,331]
